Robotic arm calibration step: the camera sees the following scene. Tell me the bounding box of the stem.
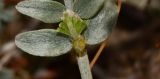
[77,53,93,79]
[90,40,108,69]
[63,8,93,79]
[64,0,74,10]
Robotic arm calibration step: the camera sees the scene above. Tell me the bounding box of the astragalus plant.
[15,0,118,79]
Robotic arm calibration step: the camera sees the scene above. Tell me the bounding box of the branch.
[90,39,108,69]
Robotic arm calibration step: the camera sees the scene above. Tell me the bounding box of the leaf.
[15,29,72,57]
[16,0,65,23]
[58,22,70,35]
[73,0,104,19]
[84,0,119,45]
[57,11,86,37]
[73,18,86,35]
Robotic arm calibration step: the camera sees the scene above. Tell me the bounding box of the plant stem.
[64,0,74,10]
[90,40,108,69]
[77,53,93,79]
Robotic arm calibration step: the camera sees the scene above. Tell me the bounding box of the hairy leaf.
[16,0,65,23]
[73,0,104,19]
[15,29,72,57]
[84,0,118,45]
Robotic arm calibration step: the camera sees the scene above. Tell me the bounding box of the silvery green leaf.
[16,0,65,23]
[84,0,118,45]
[73,0,104,19]
[15,29,72,57]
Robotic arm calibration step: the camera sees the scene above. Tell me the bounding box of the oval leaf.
[73,0,104,19]
[15,29,72,57]
[16,0,65,23]
[84,0,119,45]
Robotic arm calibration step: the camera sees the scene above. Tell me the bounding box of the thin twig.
[90,0,122,69]
[90,40,108,69]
